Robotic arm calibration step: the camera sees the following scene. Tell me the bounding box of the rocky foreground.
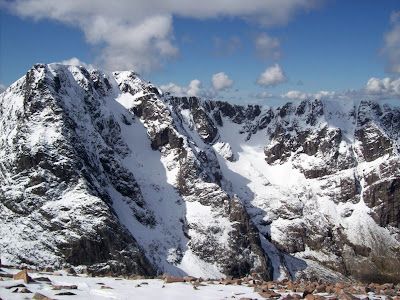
[0,265,399,300]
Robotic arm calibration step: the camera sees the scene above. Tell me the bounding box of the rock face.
[0,63,399,283]
[0,64,269,280]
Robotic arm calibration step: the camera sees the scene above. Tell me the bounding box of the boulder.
[52,284,78,290]
[258,290,281,298]
[302,286,315,298]
[32,292,53,300]
[13,269,33,284]
[164,276,185,283]
[183,276,197,282]
[55,292,77,296]
[19,287,32,293]
[338,291,358,300]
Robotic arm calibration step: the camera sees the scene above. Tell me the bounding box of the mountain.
[0,63,399,283]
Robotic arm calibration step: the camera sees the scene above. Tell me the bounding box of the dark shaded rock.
[355,124,393,162]
[274,225,306,253]
[307,99,324,126]
[55,292,76,296]
[278,102,293,118]
[150,127,170,149]
[225,197,272,280]
[33,277,51,282]
[6,283,26,289]
[19,287,32,293]
[363,178,400,228]
[214,101,241,120]
[191,107,218,143]
[212,110,223,126]
[258,109,274,129]
[52,284,78,290]
[61,223,155,277]
[336,175,360,203]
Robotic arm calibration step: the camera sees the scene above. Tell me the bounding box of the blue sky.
[1,0,400,102]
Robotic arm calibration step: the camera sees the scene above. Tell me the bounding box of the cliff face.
[0,63,399,282]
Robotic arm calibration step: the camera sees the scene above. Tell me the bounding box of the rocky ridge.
[0,63,399,283]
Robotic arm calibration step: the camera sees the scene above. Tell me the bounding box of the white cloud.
[187,79,202,97]
[161,72,234,98]
[365,77,400,97]
[257,64,287,87]
[6,0,322,72]
[382,11,400,73]
[160,82,186,96]
[161,79,205,97]
[281,90,338,100]
[59,57,95,69]
[314,90,337,99]
[0,83,6,93]
[255,33,281,59]
[254,75,400,103]
[212,72,233,91]
[279,77,400,102]
[281,90,308,100]
[366,77,385,94]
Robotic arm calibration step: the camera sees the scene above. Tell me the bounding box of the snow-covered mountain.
[0,64,399,283]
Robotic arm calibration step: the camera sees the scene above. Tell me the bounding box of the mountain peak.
[0,64,399,282]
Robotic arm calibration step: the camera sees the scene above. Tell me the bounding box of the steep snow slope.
[168,96,400,282]
[0,63,399,282]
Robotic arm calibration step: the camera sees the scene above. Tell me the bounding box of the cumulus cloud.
[212,72,233,91]
[59,57,95,69]
[281,90,308,100]
[382,11,400,73]
[187,79,203,97]
[365,77,400,97]
[279,77,400,102]
[255,33,281,59]
[161,79,209,97]
[281,90,337,100]
[257,64,287,87]
[5,0,322,72]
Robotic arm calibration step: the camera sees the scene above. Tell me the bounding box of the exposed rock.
[164,276,185,283]
[34,276,52,282]
[337,291,358,300]
[32,292,53,300]
[100,285,113,289]
[355,123,393,162]
[302,286,315,298]
[363,178,400,228]
[13,269,33,284]
[52,284,77,290]
[19,287,32,293]
[55,292,77,296]
[183,276,197,282]
[1,63,400,284]
[5,283,26,289]
[258,290,281,298]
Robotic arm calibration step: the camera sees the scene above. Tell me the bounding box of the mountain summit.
[0,63,399,282]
